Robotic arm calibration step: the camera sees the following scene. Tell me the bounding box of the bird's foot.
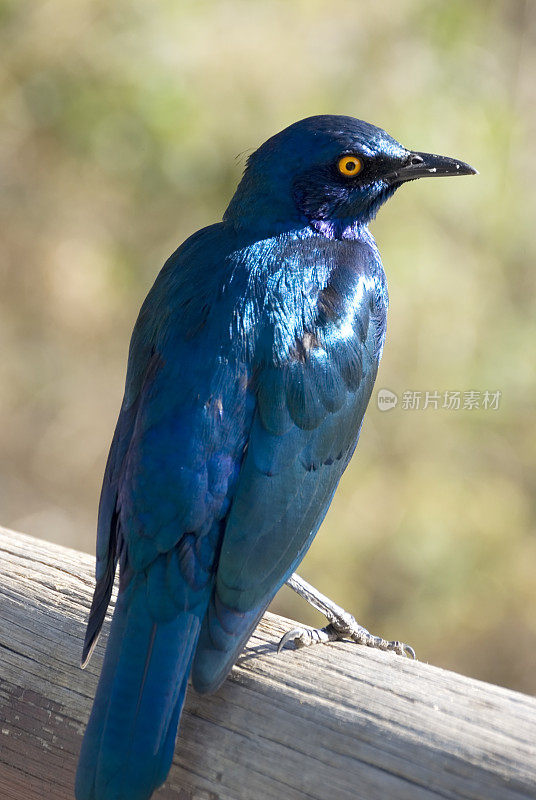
[279,573,416,659]
[277,617,415,657]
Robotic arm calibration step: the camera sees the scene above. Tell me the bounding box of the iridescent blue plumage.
[76,115,475,799]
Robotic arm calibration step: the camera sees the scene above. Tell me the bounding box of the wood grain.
[0,526,535,799]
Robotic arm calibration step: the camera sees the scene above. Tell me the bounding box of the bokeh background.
[1,0,535,693]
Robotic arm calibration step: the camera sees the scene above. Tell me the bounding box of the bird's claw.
[338,615,416,657]
[277,625,334,653]
[278,615,416,659]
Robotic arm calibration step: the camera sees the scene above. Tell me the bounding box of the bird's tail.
[75,581,200,800]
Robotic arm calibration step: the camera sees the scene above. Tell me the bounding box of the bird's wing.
[82,336,161,664]
[82,224,252,663]
[192,259,385,692]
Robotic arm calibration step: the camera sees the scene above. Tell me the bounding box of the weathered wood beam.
[0,526,535,799]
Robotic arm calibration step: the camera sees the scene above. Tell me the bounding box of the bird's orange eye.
[337,155,363,177]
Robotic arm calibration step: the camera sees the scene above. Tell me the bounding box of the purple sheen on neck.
[310,218,368,241]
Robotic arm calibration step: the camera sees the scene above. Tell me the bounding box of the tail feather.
[76,581,200,800]
[152,668,191,790]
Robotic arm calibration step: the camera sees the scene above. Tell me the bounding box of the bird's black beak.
[386,151,478,185]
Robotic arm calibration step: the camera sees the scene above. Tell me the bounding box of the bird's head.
[224,115,476,237]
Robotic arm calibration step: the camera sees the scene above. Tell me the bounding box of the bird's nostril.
[409,154,424,166]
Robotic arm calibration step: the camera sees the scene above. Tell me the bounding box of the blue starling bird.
[75,115,476,800]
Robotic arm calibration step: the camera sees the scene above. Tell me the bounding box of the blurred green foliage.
[1,0,535,692]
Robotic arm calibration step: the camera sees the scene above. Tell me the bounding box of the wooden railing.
[0,526,535,799]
